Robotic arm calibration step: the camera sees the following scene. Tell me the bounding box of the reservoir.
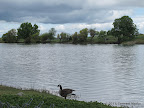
[0,43,144,107]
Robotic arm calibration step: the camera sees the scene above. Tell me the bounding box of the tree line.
[1,16,139,44]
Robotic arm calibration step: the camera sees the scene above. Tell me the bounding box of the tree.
[89,28,96,42]
[32,24,39,34]
[99,30,107,36]
[95,31,99,36]
[99,30,107,37]
[97,30,107,43]
[72,32,78,44]
[2,29,17,43]
[107,30,112,35]
[112,16,138,44]
[66,34,72,41]
[17,22,40,43]
[60,32,67,42]
[31,32,40,43]
[79,28,88,42]
[48,28,56,42]
[40,33,49,43]
[47,33,55,42]
[49,28,56,37]
[57,34,61,42]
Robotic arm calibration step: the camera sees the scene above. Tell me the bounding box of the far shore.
[1,34,144,45]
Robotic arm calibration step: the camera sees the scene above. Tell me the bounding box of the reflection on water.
[0,43,144,107]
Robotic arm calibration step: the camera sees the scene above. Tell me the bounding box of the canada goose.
[57,85,75,99]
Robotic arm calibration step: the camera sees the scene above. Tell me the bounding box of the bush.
[2,29,17,43]
[31,33,40,43]
[40,33,49,43]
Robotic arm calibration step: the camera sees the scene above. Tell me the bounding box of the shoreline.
[0,85,122,108]
[0,40,144,45]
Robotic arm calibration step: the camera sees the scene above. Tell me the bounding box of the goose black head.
[57,84,62,90]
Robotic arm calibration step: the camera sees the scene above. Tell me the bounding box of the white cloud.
[55,25,65,32]
[132,16,144,33]
[137,22,144,31]
[39,25,47,31]
[107,9,133,21]
[1,0,144,36]
[83,0,117,9]
[133,16,144,23]
[0,21,20,36]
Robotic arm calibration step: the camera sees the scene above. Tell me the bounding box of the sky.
[0,0,144,37]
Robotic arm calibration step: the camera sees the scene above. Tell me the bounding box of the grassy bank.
[0,38,2,43]
[135,34,144,44]
[0,85,123,108]
[120,34,144,45]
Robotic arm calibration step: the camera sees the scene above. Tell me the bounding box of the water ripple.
[1,44,144,108]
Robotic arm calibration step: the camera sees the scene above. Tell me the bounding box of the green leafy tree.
[97,30,107,43]
[57,34,61,42]
[99,30,107,37]
[60,32,67,42]
[2,29,17,43]
[48,28,56,42]
[17,22,40,43]
[95,31,99,36]
[31,32,40,43]
[32,24,39,34]
[112,16,138,44]
[66,34,72,41]
[107,30,112,35]
[89,28,96,42]
[40,33,49,43]
[59,32,70,42]
[77,33,85,42]
[47,33,55,42]
[49,28,56,36]
[72,32,78,44]
[79,28,88,42]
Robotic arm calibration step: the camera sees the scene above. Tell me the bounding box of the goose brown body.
[58,85,75,99]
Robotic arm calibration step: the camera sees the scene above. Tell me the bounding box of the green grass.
[0,85,123,108]
[135,34,144,44]
[0,38,2,43]
[121,41,136,46]
[87,35,117,44]
[121,35,144,45]
[17,39,25,43]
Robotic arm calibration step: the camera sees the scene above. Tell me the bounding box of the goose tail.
[71,94,75,95]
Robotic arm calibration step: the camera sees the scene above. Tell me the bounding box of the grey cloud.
[0,0,143,24]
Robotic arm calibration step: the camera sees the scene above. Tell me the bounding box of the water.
[0,43,144,107]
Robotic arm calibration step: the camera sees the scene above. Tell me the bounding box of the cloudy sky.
[0,0,144,37]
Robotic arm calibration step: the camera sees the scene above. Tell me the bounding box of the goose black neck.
[60,85,62,90]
